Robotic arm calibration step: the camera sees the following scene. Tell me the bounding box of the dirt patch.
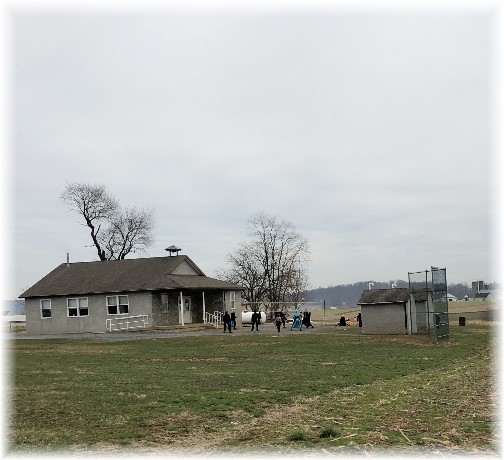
[145,357,228,363]
[13,344,127,354]
[220,341,284,348]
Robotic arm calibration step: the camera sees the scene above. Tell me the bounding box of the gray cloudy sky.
[6,4,498,298]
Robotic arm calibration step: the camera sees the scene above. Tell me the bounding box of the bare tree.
[218,212,310,305]
[216,242,267,303]
[61,183,118,260]
[99,207,154,260]
[61,182,154,260]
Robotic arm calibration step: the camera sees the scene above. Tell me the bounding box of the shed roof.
[20,255,243,298]
[358,288,410,305]
[358,288,432,305]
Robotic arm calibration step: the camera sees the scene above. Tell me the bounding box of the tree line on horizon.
[304,281,487,307]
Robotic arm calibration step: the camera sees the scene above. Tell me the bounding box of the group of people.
[289,309,314,331]
[222,310,237,333]
[223,308,362,333]
[250,310,262,331]
[337,313,362,327]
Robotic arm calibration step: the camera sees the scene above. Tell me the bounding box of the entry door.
[179,296,192,324]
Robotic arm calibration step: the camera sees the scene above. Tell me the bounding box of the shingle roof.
[20,256,243,298]
[358,288,411,305]
[474,292,490,299]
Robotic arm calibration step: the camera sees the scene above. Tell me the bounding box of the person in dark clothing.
[223,311,232,333]
[251,311,259,331]
[302,310,309,328]
[281,311,286,328]
[230,310,237,330]
[305,311,314,328]
[274,312,282,333]
[338,316,347,327]
[357,312,362,327]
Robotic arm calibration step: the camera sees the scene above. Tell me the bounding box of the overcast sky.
[3,1,500,299]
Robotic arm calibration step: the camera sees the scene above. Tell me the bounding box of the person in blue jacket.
[290,310,302,331]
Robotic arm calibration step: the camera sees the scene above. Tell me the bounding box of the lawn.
[6,324,498,455]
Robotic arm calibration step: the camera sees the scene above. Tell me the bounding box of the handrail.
[205,311,223,329]
[106,314,149,332]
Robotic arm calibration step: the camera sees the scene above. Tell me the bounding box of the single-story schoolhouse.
[357,288,434,335]
[20,254,243,334]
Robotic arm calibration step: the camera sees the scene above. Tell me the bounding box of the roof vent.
[165,245,181,256]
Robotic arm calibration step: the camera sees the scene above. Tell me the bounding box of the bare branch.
[218,212,310,303]
[61,182,118,260]
[61,182,154,261]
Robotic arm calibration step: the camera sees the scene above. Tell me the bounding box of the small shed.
[357,288,434,335]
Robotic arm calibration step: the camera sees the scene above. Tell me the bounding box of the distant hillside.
[2,300,25,315]
[305,281,473,307]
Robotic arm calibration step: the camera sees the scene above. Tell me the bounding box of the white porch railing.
[106,315,149,332]
[205,311,223,329]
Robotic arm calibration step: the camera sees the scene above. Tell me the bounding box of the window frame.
[106,295,129,315]
[160,293,169,313]
[230,291,236,309]
[67,297,89,318]
[40,299,52,319]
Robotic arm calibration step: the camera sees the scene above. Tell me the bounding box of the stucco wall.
[171,260,200,275]
[25,292,153,334]
[25,288,243,334]
[361,303,407,334]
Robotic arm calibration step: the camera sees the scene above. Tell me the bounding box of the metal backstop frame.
[408,267,449,342]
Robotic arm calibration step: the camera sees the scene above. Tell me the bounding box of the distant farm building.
[442,293,458,302]
[471,280,498,301]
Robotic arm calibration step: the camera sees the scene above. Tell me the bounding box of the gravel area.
[6,322,328,341]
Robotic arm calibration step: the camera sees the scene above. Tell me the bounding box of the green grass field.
[7,324,497,454]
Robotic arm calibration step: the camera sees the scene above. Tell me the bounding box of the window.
[40,299,51,318]
[230,291,236,309]
[107,295,129,315]
[67,298,89,317]
[160,293,168,313]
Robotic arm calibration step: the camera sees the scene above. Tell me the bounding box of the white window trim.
[230,291,236,309]
[40,299,52,319]
[67,297,89,318]
[106,295,129,315]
